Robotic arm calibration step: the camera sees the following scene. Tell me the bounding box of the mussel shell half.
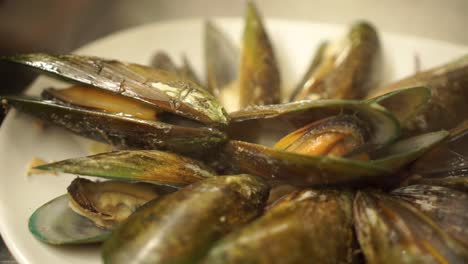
[239,2,281,107]
[290,21,380,101]
[407,121,468,191]
[411,121,468,175]
[367,86,430,127]
[2,96,227,153]
[202,189,355,264]
[409,175,468,193]
[367,54,468,134]
[36,150,216,187]
[370,130,449,170]
[354,191,468,263]
[29,194,111,245]
[4,53,228,126]
[392,184,468,246]
[205,20,239,98]
[229,99,400,149]
[101,174,270,264]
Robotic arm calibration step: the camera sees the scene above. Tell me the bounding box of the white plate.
[0,18,467,264]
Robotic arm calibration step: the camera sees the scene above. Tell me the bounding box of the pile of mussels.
[2,2,468,264]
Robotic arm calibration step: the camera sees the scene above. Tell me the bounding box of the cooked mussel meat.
[67,178,175,229]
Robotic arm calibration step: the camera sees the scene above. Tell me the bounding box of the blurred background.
[0,0,467,262]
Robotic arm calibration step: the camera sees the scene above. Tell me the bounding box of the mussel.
[29,178,174,245]
[290,21,380,101]
[238,2,280,108]
[203,189,355,264]
[35,150,216,187]
[354,191,468,263]
[67,178,174,229]
[392,184,468,246]
[224,88,448,187]
[102,174,270,264]
[1,53,229,154]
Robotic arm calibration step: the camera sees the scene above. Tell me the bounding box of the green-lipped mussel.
[238,2,280,108]
[290,21,380,101]
[67,178,175,229]
[203,189,356,264]
[102,174,269,264]
[225,87,448,187]
[1,53,229,154]
[35,150,216,187]
[4,2,468,264]
[29,179,175,245]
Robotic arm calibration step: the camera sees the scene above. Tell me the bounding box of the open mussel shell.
[29,194,111,245]
[36,150,216,187]
[67,178,176,229]
[224,130,448,187]
[354,191,468,263]
[407,121,468,191]
[229,99,400,147]
[202,189,356,264]
[1,96,227,153]
[225,99,400,186]
[3,53,228,126]
[205,20,239,100]
[290,21,380,101]
[367,54,468,134]
[392,185,468,246]
[239,2,280,107]
[102,174,270,264]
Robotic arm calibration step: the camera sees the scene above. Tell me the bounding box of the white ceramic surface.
[0,18,467,264]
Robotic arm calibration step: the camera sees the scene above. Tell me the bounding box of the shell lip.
[366,86,431,125]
